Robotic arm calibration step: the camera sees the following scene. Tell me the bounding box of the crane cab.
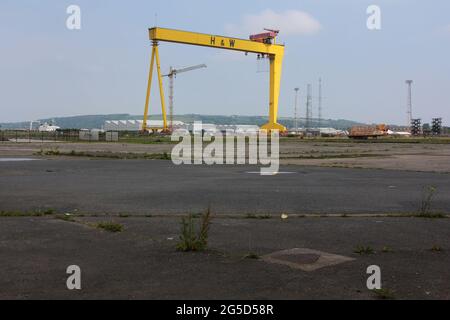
[249,29,279,44]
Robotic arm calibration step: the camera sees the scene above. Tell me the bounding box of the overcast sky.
[1,0,449,125]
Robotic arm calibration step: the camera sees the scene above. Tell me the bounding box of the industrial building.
[104,120,184,131]
[104,120,260,135]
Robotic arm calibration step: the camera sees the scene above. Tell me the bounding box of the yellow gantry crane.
[142,27,286,132]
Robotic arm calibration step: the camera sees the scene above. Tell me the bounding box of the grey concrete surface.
[0,159,449,214]
[0,216,448,299]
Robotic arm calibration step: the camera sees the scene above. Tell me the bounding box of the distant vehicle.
[387,130,411,136]
[348,124,388,139]
[38,122,60,132]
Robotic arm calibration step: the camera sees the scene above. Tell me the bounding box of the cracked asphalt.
[0,216,448,299]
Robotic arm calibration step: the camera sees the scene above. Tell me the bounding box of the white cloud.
[225,9,322,38]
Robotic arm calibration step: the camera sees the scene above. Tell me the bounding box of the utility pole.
[406,80,413,129]
[318,78,322,128]
[294,88,299,131]
[306,84,312,129]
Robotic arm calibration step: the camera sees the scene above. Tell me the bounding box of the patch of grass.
[419,186,438,217]
[96,221,124,233]
[372,288,396,300]
[430,245,443,252]
[190,213,203,218]
[243,252,260,260]
[354,245,375,255]
[34,149,171,160]
[245,213,272,219]
[0,211,30,217]
[176,208,212,252]
[161,152,170,160]
[285,153,384,160]
[381,246,393,253]
[118,136,176,145]
[0,209,55,217]
[34,147,60,156]
[415,212,446,219]
[383,212,447,218]
[282,136,450,144]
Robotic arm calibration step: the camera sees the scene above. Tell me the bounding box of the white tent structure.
[104,120,184,131]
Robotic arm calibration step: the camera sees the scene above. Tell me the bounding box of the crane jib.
[149,27,283,55]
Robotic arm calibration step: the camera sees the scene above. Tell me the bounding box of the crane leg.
[142,45,157,132]
[154,44,168,131]
[261,54,286,132]
[169,75,174,132]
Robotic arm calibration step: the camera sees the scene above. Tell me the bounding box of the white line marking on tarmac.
[0,158,41,162]
[245,171,296,175]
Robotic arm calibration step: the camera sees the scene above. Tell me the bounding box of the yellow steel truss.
[142,27,286,132]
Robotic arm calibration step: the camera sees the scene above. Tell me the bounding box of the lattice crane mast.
[163,64,207,132]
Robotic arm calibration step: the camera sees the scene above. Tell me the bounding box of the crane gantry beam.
[142,27,286,132]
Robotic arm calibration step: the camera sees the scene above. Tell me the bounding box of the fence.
[0,130,123,143]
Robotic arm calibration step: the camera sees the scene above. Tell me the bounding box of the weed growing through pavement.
[35,149,171,160]
[430,245,443,252]
[372,288,395,300]
[245,213,272,219]
[354,245,375,255]
[96,222,124,233]
[35,147,60,156]
[0,209,55,217]
[176,208,212,252]
[419,186,437,217]
[243,252,260,260]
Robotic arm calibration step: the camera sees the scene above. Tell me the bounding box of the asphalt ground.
[1,158,449,299]
[0,158,449,215]
[0,216,448,299]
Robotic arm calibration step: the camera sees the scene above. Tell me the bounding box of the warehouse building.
[104,120,184,131]
[104,120,260,135]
